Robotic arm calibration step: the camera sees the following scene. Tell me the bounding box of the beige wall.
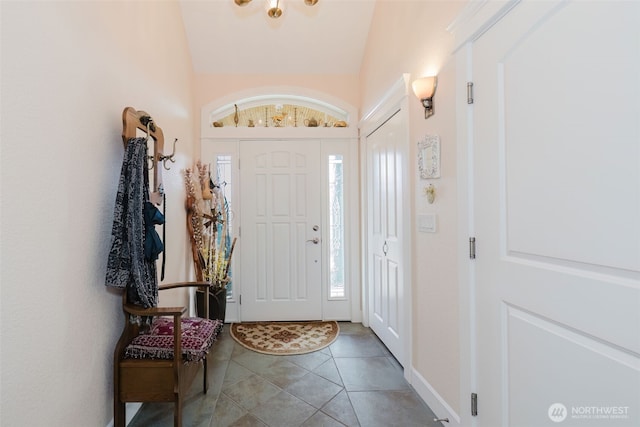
[0,1,195,425]
[359,0,466,413]
[194,74,359,111]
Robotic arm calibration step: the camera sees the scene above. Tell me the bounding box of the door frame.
[199,87,360,323]
[360,74,413,378]
[451,2,523,425]
[201,134,360,323]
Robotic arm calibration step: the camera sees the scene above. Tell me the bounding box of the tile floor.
[128,322,442,427]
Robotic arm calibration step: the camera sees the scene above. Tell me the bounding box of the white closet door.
[366,110,407,364]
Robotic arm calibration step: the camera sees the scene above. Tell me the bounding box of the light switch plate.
[418,214,437,233]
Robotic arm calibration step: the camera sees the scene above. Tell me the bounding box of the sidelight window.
[215,155,233,298]
[328,155,345,299]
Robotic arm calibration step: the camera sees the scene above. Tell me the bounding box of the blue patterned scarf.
[105,138,158,308]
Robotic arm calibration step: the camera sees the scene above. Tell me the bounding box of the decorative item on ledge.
[211,103,344,128]
[184,161,237,322]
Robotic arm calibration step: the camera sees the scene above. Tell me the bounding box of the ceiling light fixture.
[234,0,319,19]
[267,0,283,18]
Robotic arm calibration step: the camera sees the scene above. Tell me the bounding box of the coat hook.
[144,118,152,143]
[160,138,178,170]
[142,115,156,169]
[140,115,156,133]
[147,155,156,170]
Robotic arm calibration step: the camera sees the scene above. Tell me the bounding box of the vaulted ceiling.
[179,0,377,75]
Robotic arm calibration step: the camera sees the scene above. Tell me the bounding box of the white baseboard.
[411,367,461,426]
[105,402,142,427]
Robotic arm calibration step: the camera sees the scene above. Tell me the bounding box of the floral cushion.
[125,317,223,362]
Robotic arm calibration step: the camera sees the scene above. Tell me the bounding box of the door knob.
[306,237,320,244]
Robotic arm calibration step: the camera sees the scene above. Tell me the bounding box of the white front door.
[471,1,640,425]
[240,140,322,321]
[366,109,407,364]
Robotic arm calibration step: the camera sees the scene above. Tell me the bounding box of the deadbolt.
[312,225,319,231]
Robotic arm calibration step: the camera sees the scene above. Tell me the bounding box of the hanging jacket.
[144,201,164,261]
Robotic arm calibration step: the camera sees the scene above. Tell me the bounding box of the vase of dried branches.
[196,280,228,322]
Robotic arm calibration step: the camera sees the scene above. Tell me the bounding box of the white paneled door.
[366,110,406,365]
[240,140,322,321]
[471,1,640,426]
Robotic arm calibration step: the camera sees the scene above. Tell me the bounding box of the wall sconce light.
[412,76,438,119]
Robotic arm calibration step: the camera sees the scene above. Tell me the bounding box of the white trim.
[348,134,362,323]
[399,93,413,382]
[105,402,142,427]
[448,0,521,53]
[201,125,357,140]
[412,368,462,426]
[359,130,369,328]
[360,74,410,133]
[456,42,478,427]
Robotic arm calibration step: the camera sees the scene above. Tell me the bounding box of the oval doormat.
[230,321,339,355]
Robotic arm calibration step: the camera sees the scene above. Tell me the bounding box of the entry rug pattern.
[230,321,339,355]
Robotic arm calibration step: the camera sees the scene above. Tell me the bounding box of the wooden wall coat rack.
[121,106,177,205]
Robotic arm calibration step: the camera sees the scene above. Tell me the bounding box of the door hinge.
[471,393,478,416]
[467,82,474,104]
[238,226,241,237]
[239,294,242,305]
[469,237,476,259]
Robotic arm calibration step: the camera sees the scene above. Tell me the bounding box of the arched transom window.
[208,95,349,128]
